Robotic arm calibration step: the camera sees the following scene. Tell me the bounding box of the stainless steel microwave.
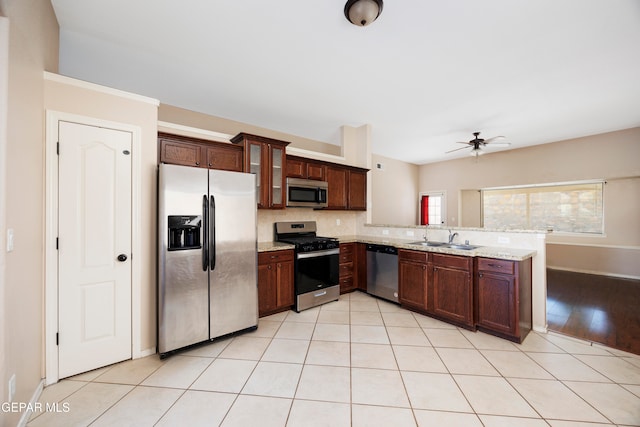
[286,178,328,208]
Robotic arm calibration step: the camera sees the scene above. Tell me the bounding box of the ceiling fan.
[446,132,511,157]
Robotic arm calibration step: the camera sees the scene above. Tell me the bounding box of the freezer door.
[209,169,258,338]
[158,164,209,354]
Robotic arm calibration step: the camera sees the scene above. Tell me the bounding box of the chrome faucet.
[423,226,429,242]
[448,229,458,244]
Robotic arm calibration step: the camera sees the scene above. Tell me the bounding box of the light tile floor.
[28,291,640,426]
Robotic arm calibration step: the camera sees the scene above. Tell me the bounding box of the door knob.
[117,254,128,262]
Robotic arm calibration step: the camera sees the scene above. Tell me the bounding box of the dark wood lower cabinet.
[339,242,356,293]
[475,257,532,342]
[356,243,367,291]
[258,250,294,317]
[431,265,473,328]
[398,250,429,311]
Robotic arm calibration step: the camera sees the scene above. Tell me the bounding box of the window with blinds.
[482,181,604,233]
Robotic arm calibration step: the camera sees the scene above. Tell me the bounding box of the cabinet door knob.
[267,265,272,270]
[195,161,200,166]
[479,273,483,278]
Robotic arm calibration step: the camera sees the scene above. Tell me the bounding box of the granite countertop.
[259,235,536,261]
[258,241,295,252]
[332,235,536,261]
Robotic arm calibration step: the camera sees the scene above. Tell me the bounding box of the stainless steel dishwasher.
[366,244,399,303]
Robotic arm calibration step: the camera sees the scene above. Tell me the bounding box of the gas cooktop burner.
[274,221,339,252]
[277,236,339,252]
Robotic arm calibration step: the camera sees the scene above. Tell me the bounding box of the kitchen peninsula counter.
[332,235,536,261]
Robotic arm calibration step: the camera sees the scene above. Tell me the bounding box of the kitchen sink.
[445,244,482,250]
[408,241,447,247]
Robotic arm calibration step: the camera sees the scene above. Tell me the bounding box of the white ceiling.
[50,0,640,164]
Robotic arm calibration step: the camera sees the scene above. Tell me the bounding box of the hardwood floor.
[546,268,640,355]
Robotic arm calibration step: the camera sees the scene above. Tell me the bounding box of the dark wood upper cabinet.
[158,132,243,172]
[307,162,325,181]
[326,165,348,209]
[159,137,203,168]
[231,133,289,209]
[348,169,367,210]
[286,155,326,181]
[286,157,307,179]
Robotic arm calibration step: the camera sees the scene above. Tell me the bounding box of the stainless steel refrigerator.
[158,163,258,357]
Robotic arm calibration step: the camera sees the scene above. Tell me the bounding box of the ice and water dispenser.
[167,215,202,250]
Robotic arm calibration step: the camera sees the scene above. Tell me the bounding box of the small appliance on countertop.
[274,221,340,311]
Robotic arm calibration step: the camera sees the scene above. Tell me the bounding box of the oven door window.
[296,253,339,294]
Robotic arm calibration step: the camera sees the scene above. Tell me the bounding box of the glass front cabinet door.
[231,133,289,209]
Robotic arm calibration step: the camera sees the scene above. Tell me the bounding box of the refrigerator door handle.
[202,194,208,271]
[210,194,216,271]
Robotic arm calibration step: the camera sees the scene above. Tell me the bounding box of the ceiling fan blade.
[481,136,506,144]
[445,146,471,154]
[455,141,471,145]
[485,142,511,147]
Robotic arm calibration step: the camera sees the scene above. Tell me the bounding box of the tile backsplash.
[257,209,364,242]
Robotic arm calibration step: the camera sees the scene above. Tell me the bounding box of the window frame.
[481,180,605,235]
[419,191,447,226]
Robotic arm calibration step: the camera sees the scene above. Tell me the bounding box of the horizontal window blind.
[482,182,604,233]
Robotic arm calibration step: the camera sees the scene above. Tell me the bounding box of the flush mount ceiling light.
[344,0,383,27]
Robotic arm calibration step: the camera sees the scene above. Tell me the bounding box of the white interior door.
[58,121,132,378]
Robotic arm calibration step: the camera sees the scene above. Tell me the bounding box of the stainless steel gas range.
[274,221,340,312]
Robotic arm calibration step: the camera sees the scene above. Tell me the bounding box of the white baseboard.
[17,379,44,427]
[533,325,548,334]
[546,266,640,281]
[135,347,157,359]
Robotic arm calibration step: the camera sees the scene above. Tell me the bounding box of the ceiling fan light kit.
[344,0,383,27]
[446,131,511,157]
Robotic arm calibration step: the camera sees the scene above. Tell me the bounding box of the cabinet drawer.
[339,262,354,276]
[340,276,354,287]
[398,249,429,264]
[340,252,353,263]
[431,253,472,270]
[258,250,294,264]
[340,243,355,254]
[477,258,515,274]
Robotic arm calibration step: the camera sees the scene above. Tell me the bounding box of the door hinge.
[56,142,59,155]
[56,238,59,250]
[56,333,59,346]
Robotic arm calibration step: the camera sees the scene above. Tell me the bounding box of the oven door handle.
[297,248,340,259]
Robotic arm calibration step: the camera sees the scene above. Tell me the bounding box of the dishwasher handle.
[366,244,398,255]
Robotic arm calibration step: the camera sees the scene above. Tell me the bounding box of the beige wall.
[159,104,341,156]
[371,154,419,225]
[418,128,640,278]
[0,0,59,424]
